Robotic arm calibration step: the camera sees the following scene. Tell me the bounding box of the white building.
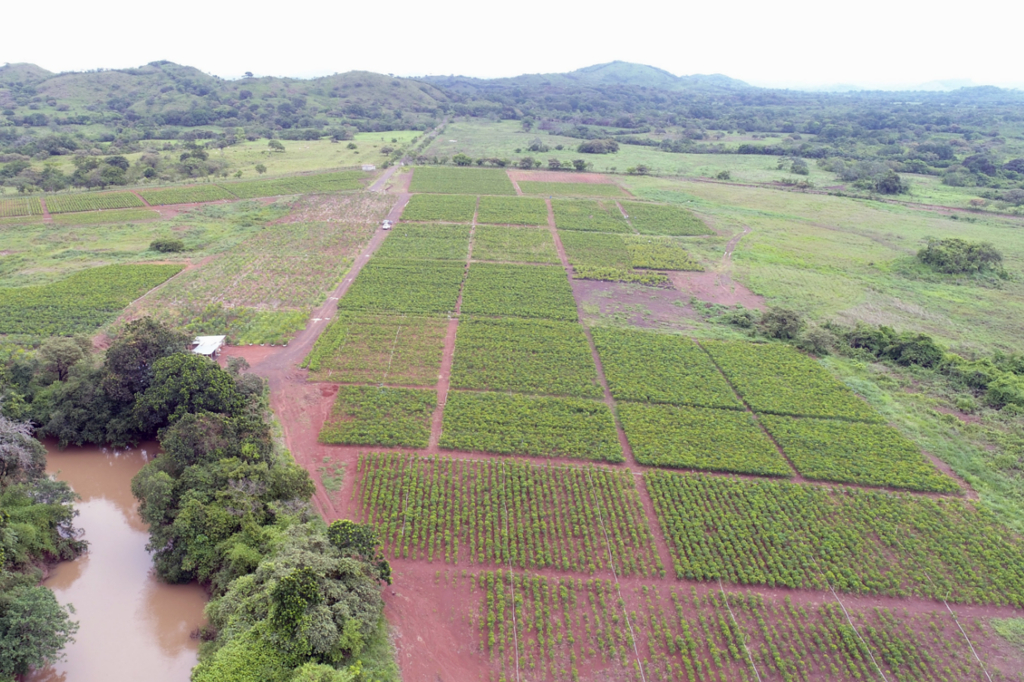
[192,335,226,358]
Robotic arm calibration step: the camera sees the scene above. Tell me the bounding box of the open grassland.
[320,386,436,447]
[476,196,549,225]
[400,194,477,223]
[373,224,471,261]
[471,225,559,264]
[219,170,366,199]
[304,313,448,385]
[50,208,161,224]
[440,391,623,461]
[358,453,661,575]
[45,191,145,213]
[213,133,419,177]
[409,166,516,195]
[460,263,578,321]
[337,259,465,315]
[450,317,601,398]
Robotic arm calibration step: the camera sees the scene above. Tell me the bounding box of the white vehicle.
[382,220,392,230]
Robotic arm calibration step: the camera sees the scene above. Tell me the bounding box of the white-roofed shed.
[192,335,226,357]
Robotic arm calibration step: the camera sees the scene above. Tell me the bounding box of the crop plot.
[186,305,308,346]
[518,181,626,197]
[409,167,516,195]
[304,313,448,385]
[471,225,558,264]
[476,196,549,225]
[0,264,182,336]
[623,235,702,270]
[338,259,464,315]
[221,170,365,199]
[760,415,957,492]
[400,194,477,223]
[138,185,237,205]
[621,403,790,476]
[592,328,742,408]
[702,341,884,422]
[559,231,631,269]
[460,263,577,321]
[552,199,630,233]
[450,317,601,398]
[474,574,1008,682]
[646,470,1024,604]
[440,391,623,461]
[320,385,435,447]
[0,197,43,218]
[44,192,145,213]
[373,224,471,261]
[357,453,661,575]
[51,208,160,224]
[619,201,713,236]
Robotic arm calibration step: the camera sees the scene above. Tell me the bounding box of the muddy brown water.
[28,441,206,682]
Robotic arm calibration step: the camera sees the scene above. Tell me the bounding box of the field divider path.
[499,463,522,682]
[40,198,52,224]
[717,578,765,682]
[614,200,640,235]
[129,189,152,207]
[507,170,524,196]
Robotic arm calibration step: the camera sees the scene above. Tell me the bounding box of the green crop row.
[0,264,183,336]
[450,317,601,398]
[45,191,145,213]
[761,415,958,492]
[560,232,699,285]
[471,225,559,264]
[220,170,365,199]
[0,197,42,218]
[703,340,884,422]
[571,266,670,285]
[409,167,516,195]
[303,312,448,386]
[592,327,743,409]
[476,196,549,225]
[647,470,1024,605]
[401,194,477,222]
[551,199,630,233]
[338,259,465,315]
[320,385,436,447]
[440,391,623,462]
[138,184,236,205]
[620,403,791,476]
[519,181,626,197]
[357,453,661,575]
[624,235,703,270]
[374,224,471,261]
[461,263,577,321]
[620,202,713,236]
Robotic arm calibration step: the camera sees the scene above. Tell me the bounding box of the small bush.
[918,237,1003,275]
[759,307,803,340]
[150,238,185,253]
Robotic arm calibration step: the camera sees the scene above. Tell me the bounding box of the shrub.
[759,307,803,340]
[917,237,1003,275]
[577,140,619,154]
[151,238,186,253]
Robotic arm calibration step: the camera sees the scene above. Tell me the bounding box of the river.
[28,442,207,682]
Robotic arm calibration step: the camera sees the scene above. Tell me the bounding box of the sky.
[4,0,1023,90]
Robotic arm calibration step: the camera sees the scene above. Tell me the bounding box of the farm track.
[40,198,52,224]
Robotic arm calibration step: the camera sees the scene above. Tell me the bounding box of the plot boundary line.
[499,462,521,682]
[717,579,765,682]
[378,315,405,386]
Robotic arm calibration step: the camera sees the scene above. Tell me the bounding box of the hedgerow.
[440,391,623,461]
[471,225,559,264]
[320,386,435,447]
[592,328,742,408]
[303,313,448,385]
[551,199,630,233]
[409,167,516,195]
[139,184,237,205]
[702,340,884,422]
[460,263,577,321]
[44,191,145,213]
[401,194,477,222]
[620,201,713,236]
[518,181,626,197]
[373,224,471,261]
[621,403,792,476]
[476,196,549,225]
[338,259,464,315]
[760,415,958,492]
[646,470,1024,605]
[450,317,601,398]
[358,453,661,575]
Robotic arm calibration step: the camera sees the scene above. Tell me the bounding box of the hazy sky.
[4,0,1022,89]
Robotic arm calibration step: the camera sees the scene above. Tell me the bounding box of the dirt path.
[129,189,152,207]
[508,171,524,196]
[671,224,765,308]
[613,199,640,234]
[368,165,398,192]
[40,198,52,224]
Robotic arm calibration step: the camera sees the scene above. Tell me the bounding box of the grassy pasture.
[519,181,626,197]
[50,208,161,224]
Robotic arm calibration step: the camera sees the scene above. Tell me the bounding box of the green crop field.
[409,167,516,195]
[400,194,477,222]
[460,263,577,320]
[45,191,145,213]
[320,385,436,447]
[470,225,558,264]
[373,224,471,261]
[551,199,630,233]
[338,259,465,315]
[440,391,623,461]
[0,197,43,218]
[139,184,237,205]
[450,317,601,398]
[475,196,549,225]
[620,201,713,236]
[303,313,448,385]
[518,181,626,197]
[624,235,702,270]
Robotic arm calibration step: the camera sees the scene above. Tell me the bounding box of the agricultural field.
[186,306,309,346]
[450,317,601,398]
[761,415,957,492]
[471,225,559,264]
[592,328,743,409]
[44,191,145,213]
[518,181,627,197]
[623,235,702,270]
[304,313,448,385]
[646,470,1024,604]
[400,194,477,223]
[409,167,516,195]
[619,201,713,236]
[0,196,42,217]
[357,454,661,575]
[373,224,471,261]
[138,184,237,205]
[320,385,436,447]
[219,170,366,199]
[460,263,578,320]
[50,208,161,224]
[619,403,791,476]
[439,391,623,461]
[703,341,885,422]
[559,232,698,284]
[337,259,465,315]
[551,199,631,233]
[476,196,549,225]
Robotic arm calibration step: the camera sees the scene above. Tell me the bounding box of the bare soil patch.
[573,279,699,330]
[508,170,616,184]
